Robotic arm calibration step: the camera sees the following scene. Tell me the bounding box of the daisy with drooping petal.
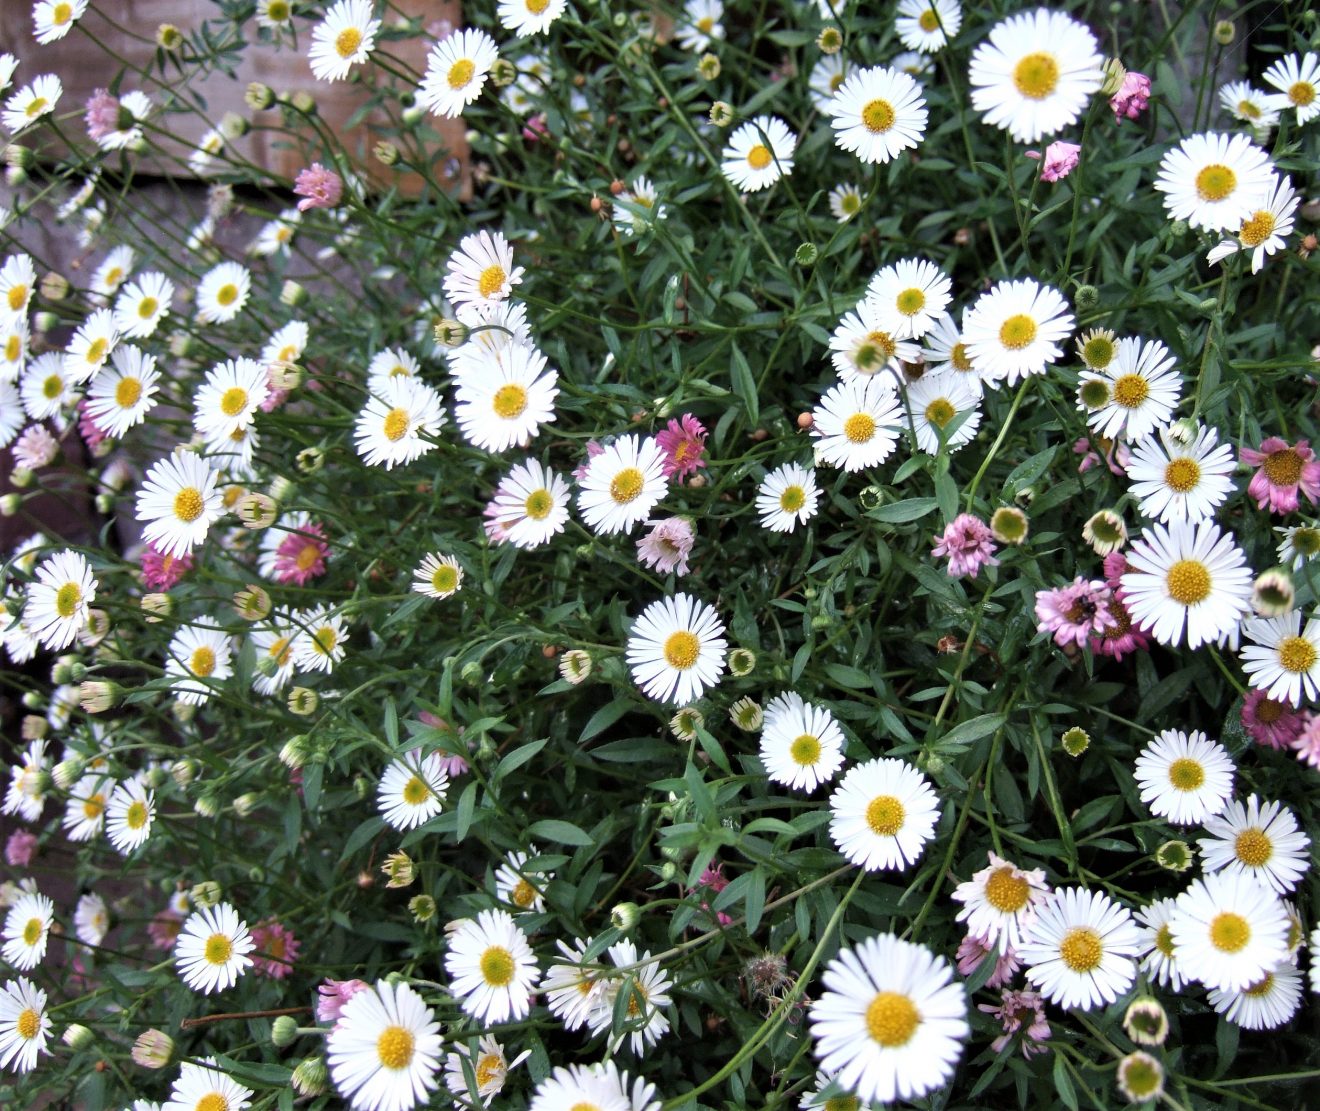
[828,297,920,381]
[1208,961,1302,1030]
[195,261,252,325]
[866,257,950,340]
[962,278,1074,388]
[445,909,539,1024]
[809,933,968,1106]
[1121,520,1252,648]
[377,751,449,831]
[1133,728,1235,826]
[1263,51,1320,126]
[1136,896,1186,991]
[291,607,348,674]
[25,548,95,650]
[577,434,668,535]
[105,776,155,853]
[165,624,233,706]
[1126,424,1235,524]
[828,758,939,872]
[486,459,571,549]
[1,892,53,971]
[2,74,62,133]
[895,0,961,53]
[1199,794,1311,895]
[308,0,380,82]
[1018,887,1141,1010]
[419,29,500,119]
[720,115,797,192]
[626,592,727,704]
[760,691,846,791]
[174,903,255,994]
[811,377,904,472]
[0,976,50,1074]
[85,344,160,438]
[495,850,550,913]
[1154,131,1276,232]
[1241,437,1320,514]
[194,357,269,441]
[1168,871,1289,991]
[33,0,88,43]
[62,307,118,384]
[905,371,981,454]
[114,271,173,339]
[613,175,666,237]
[756,462,820,533]
[1079,337,1181,443]
[498,0,568,37]
[445,1033,528,1105]
[952,853,1051,954]
[968,8,1103,144]
[163,1059,253,1111]
[1206,173,1299,273]
[921,311,979,384]
[354,376,446,470]
[828,66,928,165]
[443,229,524,314]
[541,936,609,1032]
[453,345,559,452]
[586,940,674,1054]
[1239,610,1320,706]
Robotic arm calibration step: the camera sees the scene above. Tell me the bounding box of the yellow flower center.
[569,1104,602,1111]
[1059,927,1103,972]
[376,1025,415,1069]
[220,386,248,417]
[950,342,972,372]
[1013,52,1060,99]
[190,646,216,677]
[492,383,528,419]
[789,733,821,766]
[1167,757,1204,791]
[480,945,516,987]
[865,794,904,836]
[311,625,337,656]
[1234,827,1273,867]
[1195,164,1237,202]
[843,413,876,444]
[1243,973,1273,996]
[82,792,105,820]
[895,288,925,316]
[4,335,18,362]
[476,1052,503,1086]
[85,338,109,365]
[1111,373,1149,409]
[854,330,897,373]
[204,932,233,965]
[663,630,700,670]
[1209,911,1251,953]
[1278,635,1317,673]
[26,98,48,118]
[924,397,955,429]
[918,9,940,31]
[840,193,861,215]
[215,283,239,307]
[824,1099,860,1111]
[16,1007,39,1040]
[830,73,846,93]
[137,296,159,318]
[861,98,895,133]
[41,374,63,399]
[477,263,506,298]
[126,799,149,829]
[865,991,919,1046]
[431,564,459,594]
[1163,457,1200,492]
[295,542,321,572]
[115,376,143,408]
[1165,559,1211,605]
[1082,336,1114,368]
[999,314,1037,350]
[512,879,536,907]
[52,2,74,23]
[335,27,363,59]
[7,286,26,312]
[1239,210,1275,247]
[448,59,476,89]
[779,485,806,512]
[746,144,772,170]
[173,486,205,523]
[267,0,290,19]
[103,267,123,288]
[1262,447,1303,486]
[382,407,410,442]
[55,581,82,618]
[984,866,1031,913]
[402,775,431,805]
[22,918,42,946]
[195,1094,229,1111]
[609,466,644,504]
[696,15,714,32]
[1237,98,1260,119]
[1154,923,1175,958]
[524,488,553,520]
[1288,80,1316,107]
[268,636,292,668]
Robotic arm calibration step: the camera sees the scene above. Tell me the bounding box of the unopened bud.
[709,101,733,127]
[190,880,222,908]
[156,23,183,50]
[170,758,198,788]
[236,493,277,529]
[697,53,721,81]
[610,901,640,931]
[62,1023,94,1050]
[131,1029,174,1069]
[53,757,85,791]
[270,1016,299,1047]
[79,680,121,714]
[490,58,517,87]
[288,687,318,715]
[279,736,310,769]
[373,140,399,166]
[296,447,324,474]
[291,1056,329,1097]
[140,592,171,622]
[1213,19,1235,45]
[0,493,20,516]
[382,851,415,889]
[817,26,843,53]
[409,894,436,922]
[39,271,69,301]
[433,319,468,348]
[280,280,307,307]
[245,82,275,111]
[233,584,272,621]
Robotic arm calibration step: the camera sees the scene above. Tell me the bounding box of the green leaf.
[527,819,594,846]
[454,780,478,842]
[580,699,633,742]
[867,497,938,523]
[744,867,766,934]
[934,468,959,523]
[930,713,1005,752]
[494,738,547,782]
[1052,1054,1080,1111]
[730,343,759,424]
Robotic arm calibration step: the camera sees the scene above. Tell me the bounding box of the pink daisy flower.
[655,413,708,481]
[418,711,471,776]
[1034,577,1115,647]
[572,438,605,481]
[140,543,194,590]
[636,516,695,576]
[955,932,1021,988]
[1026,141,1080,182]
[1241,689,1307,750]
[1110,71,1151,121]
[694,861,733,926]
[293,162,343,211]
[1241,437,1320,515]
[147,908,184,950]
[250,918,300,980]
[979,989,1052,1058]
[77,400,109,452]
[1102,550,1130,586]
[1089,588,1150,660]
[932,514,999,579]
[1291,715,1320,770]
[272,520,330,586]
[84,89,120,142]
[315,978,370,1024]
[5,829,37,867]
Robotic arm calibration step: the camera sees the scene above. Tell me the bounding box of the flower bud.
[373,140,399,166]
[296,447,324,474]
[409,894,436,922]
[279,736,310,770]
[233,793,260,818]
[52,757,85,791]
[1123,998,1169,1046]
[156,23,183,49]
[9,468,32,489]
[245,82,275,111]
[491,58,517,87]
[62,1023,94,1050]
[729,696,762,731]
[795,242,818,266]
[291,1056,329,1097]
[433,318,468,348]
[233,584,272,621]
[171,758,198,788]
[1155,839,1192,872]
[0,494,20,516]
[269,361,301,390]
[287,687,318,716]
[382,850,415,889]
[21,716,47,741]
[1251,568,1294,617]
[172,701,196,726]
[697,53,721,81]
[990,506,1029,546]
[610,902,640,931]
[190,880,222,908]
[817,26,843,53]
[709,101,733,127]
[1074,284,1099,311]
[39,271,68,301]
[193,794,220,819]
[141,592,172,622]
[5,144,32,170]
[1213,19,1235,44]
[131,1029,174,1068]
[236,492,277,529]
[1082,509,1126,556]
[1061,726,1090,757]
[270,1016,299,1047]
[1099,58,1127,96]
[280,280,307,307]
[79,680,121,714]
[728,647,757,677]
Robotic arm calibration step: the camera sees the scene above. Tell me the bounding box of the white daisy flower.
[443,229,523,314]
[165,624,233,706]
[756,462,820,533]
[24,548,95,651]
[20,352,74,423]
[263,320,309,372]
[0,314,27,382]
[1208,961,1302,1030]
[541,937,609,1032]
[961,278,1074,388]
[1218,80,1280,135]
[528,1061,634,1111]
[377,751,449,831]
[1018,887,1142,1010]
[951,852,1051,954]
[921,311,979,385]
[1133,728,1235,826]
[1136,896,1186,991]
[251,623,297,696]
[412,552,463,599]
[1239,610,1320,707]
[257,0,294,29]
[486,458,571,548]
[1263,51,1320,126]
[827,182,864,223]
[113,271,174,339]
[495,850,550,913]
[759,691,846,791]
[626,592,727,704]
[90,245,135,303]
[326,980,442,1111]
[866,257,951,341]
[720,115,797,192]
[613,175,666,237]
[0,253,35,316]
[174,903,255,994]
[85,344,160,439]
[353,376,446,470]
[105,776,154,854]
[308,0,380,82]
[811,377,904,472]
[827,757,940,872]
[2,740,48,823]
[2,74,62,133]
[828,66,928,165]
[0,54,14,96]
[366,346,419,391]
[1205,172,1299,274]
[498,0,568,37]
[454,299,533,358]
[163,1058,254,1111]
[809,54,850,113]
[1276,522,1320,571]
[419,29,500,119]
[0,380,21,449]
[291,607,348,674]
[905,371,981,454]
[968,8,1103,144]
[249,208,301,257]
[674,0,723,52]
[829,297,919,381]
[193,357,269,441]
[445,909,539,1024]
[809,933,968,1106]
[1199,794,1311,895]
[1126,423,1235,524]
[194,261,252,325]
[1168,871,1289,991]
[203,423,258,480]
[800,1070,877,1111]
[1121,520,1253,649]
[453,344,559,452]
[577,433,668,535]
[73,892,108,946]
[62,307,119,384]
[1,892,54,971]
[1154,131,1276,232]
[1079,336,1181,443]
[188,128,225,176]
[32,0,88,43]
[895,0,961,54]
[585,939,673,1054]
[445,1034,529,1105]
[93,89,151,151]
[0,976,51,1074]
